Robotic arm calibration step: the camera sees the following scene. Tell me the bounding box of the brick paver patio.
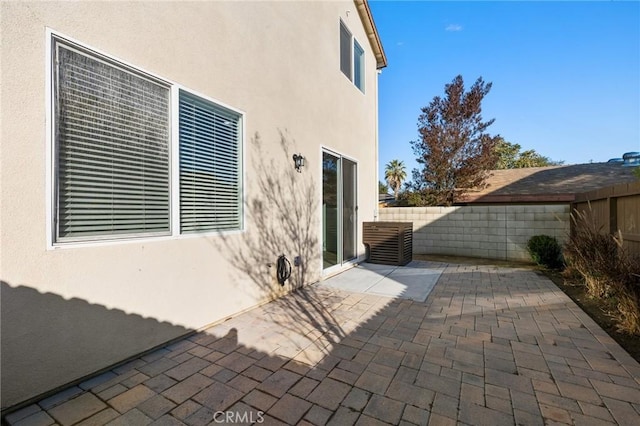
[6,262,640,425]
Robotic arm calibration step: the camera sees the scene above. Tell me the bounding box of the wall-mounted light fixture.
[292,154,305,173]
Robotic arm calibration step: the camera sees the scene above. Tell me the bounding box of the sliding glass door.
[322,151,357,270]
[342,158,357,262]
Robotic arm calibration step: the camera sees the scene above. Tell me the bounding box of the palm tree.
[385,159,406,200]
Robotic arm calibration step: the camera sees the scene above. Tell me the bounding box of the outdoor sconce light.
[293,154,305,172]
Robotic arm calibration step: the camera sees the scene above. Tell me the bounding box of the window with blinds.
[179,92,242,232]
[51,36,245,244]
[54,41,171,242]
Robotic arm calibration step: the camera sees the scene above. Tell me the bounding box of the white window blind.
[179,92,242,232]
[340,22,352,79]
[54,41,171,241]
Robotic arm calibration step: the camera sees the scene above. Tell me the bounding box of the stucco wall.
[379,205,570,261]
[0,1,380,408]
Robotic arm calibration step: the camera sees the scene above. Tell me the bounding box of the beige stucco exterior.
[0,1,384,409]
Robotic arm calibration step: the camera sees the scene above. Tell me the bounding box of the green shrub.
[527,235,563,269]
[396,189,439,207]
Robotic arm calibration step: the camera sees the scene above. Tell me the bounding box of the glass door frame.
[321,147,358,276]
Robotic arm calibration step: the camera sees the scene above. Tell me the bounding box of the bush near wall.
[379,205,569,262]
[527,235,564,269]
[564,209,640,335]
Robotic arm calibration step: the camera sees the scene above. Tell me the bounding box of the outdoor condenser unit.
[363,222,413,266]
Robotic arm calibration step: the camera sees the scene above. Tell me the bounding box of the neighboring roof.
[462,163,639,203]
[354,0,387,69]
[379,193,394,203]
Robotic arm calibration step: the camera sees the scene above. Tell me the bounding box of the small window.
[179,92,243,233]
[339,21,352,79]
[339,21,365,92]
[53,39,171,242]
[353,40,365,92]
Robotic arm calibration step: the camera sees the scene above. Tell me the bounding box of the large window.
[339,21,365,93]
[51,36,243,244]
[54,41,171,241]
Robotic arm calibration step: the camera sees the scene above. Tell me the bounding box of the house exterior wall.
[379,205,570,261]
[0,1,381,409]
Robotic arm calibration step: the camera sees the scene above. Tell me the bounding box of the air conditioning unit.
[363,222,413,266]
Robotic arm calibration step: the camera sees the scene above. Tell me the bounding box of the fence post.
[608,196,617,236]
[569,202,576,238]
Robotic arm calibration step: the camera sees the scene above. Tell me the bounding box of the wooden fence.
[571,180,640,256]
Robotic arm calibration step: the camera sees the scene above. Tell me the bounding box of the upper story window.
[353,40,365,91]
[339,21,365,93]
[51,35,243,245]
[340,21,352,79]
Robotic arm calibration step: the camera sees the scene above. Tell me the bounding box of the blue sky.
[370,0,640,185]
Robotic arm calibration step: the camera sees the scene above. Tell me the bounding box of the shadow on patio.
[6,262,640,425]
[4,134,640,425]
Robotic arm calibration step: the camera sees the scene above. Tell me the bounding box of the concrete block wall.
[379,205,570,261]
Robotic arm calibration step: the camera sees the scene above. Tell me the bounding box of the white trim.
[319,146,359,275]
[339,19,352,82]
[240,109,247,233]
[46,29,246,120]
[45,28,54,249]
[46,228,246,251]
[318,144,325,276]
[374,67,380,221]
[353,38,365,94]
[46,28,247,250]
[338,19,365,94]
[48,30,170,87]
[173,85,245,122]
[170,85,180,235]
[321,257,361,279]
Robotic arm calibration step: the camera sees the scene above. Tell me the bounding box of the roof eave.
[354,0,387,69]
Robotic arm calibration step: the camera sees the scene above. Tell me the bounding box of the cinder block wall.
[379,205,570,261]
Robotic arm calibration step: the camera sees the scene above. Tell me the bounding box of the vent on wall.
[363,222,413,266]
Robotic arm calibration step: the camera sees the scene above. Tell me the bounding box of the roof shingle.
[462,163,638,203]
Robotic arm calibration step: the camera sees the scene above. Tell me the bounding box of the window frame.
[339,20,352,80]
[178,90,244,234]
[338,20,365,93]
[353,39,365,93]
[52,39,173,243]
[46,30,246,249]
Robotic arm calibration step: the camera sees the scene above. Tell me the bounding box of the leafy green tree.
[385,160,406,200]
[633,167,640,179]
[379,181,389,194]
[411,75,500,206]
[495,139,563,169]
[494,139,521,169]
[396,189,438,207]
